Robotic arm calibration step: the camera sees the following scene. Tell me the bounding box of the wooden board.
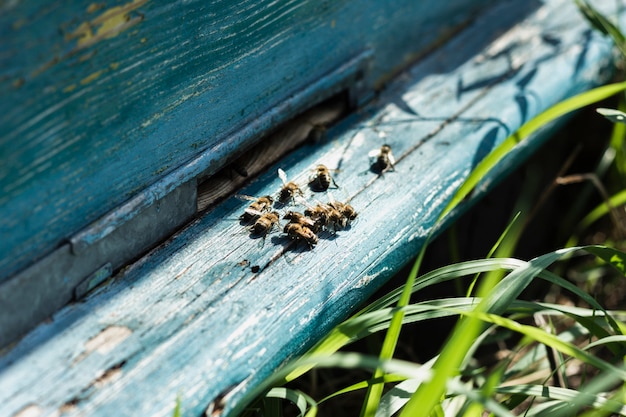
[0,0,622,416]
[0,0,491,282]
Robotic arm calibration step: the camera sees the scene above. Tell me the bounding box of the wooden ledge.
[0,1,622,416]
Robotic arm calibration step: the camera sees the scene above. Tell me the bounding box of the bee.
[304,202,345,232]
[303,203,331,232]
[283,211,317,230]
[236,195,274,222]
[325,205,347,231]
[284,222,318,249]
[328,200,358,224]
[368,144,395,173]
[277,168,304,205]
[309,164,339,192]
[249,211,280,238]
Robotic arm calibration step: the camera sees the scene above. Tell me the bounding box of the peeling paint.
[67,0,148,51]
[87,3,106,14]
[83,325,132,356]
[12,404,42,417]
[93,362,126,388]
[12,78,24,89]
[30,56,59,78]
[11,18,27,31]
[80,70,103,85]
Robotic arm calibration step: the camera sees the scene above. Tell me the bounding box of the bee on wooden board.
[324,204,348,231]
[236,195,274,222]
[283,210,317,231]
[303,200,348,232]
[327,198,358,224]
[277,168,304,205]
[284,222,318,249]
[368,144,395,173]
[249,211,280,238]
[303,202,332,232]
[309,164,339,192]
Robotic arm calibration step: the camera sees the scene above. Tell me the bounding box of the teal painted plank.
[0,0,492,282]
[0,0,622,416]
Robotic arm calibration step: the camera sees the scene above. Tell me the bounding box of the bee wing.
[388,151,396,166]
[235,194,258,202]
[368,148,381,159]
[245,208,264,217]
[294,196,311,207]
[277,168,288,184]
[301,217,316,227]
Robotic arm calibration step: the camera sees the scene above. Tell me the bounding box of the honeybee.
[304,202,345,232]
[368,144,395,173]
[277,168,304,204]
[309,164,339,192]
[249,211,280,238]
[303,203,331,231]
[284,222,318,249]
[327,200,358,223]
[325,205,347,231]
[236,195,274,222]
[283,211,317,230]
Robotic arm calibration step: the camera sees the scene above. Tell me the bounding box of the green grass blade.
[364,258,528,313]
[584,245,626,274]
[567,189,626,247]
[286,247,624,384]
[360,238,431,417]
[399,294,494,416]
[584,335,626,350]
[597,107,626,124]
[574,0,626,58]
[607,96,626,178]
[495,385,626,415]
[399,246,611,417]
[467,212,522,297]
[460,310,626,379]
[440,81,626,221]
[319,374,408,404]
[172,395,182,417]
[266,388,317,417]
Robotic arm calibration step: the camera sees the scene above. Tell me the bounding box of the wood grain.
[0,0,491,282]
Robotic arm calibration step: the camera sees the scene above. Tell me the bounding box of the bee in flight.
[368,144,395,173]
[309,164,339,192]
[249,211,280,239]
[284,222,318,249]
[236,195,274,223]
[277,168,304,205]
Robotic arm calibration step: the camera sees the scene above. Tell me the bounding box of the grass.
[220,2,626,416]
[236,248,626,416]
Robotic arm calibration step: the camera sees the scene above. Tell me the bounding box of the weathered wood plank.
[0,0,492,282]
[0,1,622,417]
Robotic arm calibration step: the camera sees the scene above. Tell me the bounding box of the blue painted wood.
[0,0,623,416]
[0,0,492,282]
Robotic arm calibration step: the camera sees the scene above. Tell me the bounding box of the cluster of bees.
[237,144,395,250]
[238,165,356,249]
